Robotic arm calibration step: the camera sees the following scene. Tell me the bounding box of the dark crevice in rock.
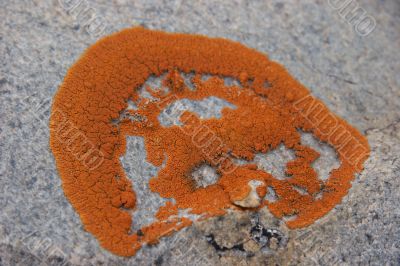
[205,234,245,255]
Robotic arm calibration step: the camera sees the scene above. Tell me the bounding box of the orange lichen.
[49,27,370,256]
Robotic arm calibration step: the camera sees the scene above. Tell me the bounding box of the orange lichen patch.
[49,27,370,256]
[155,202,179,221]
[256,184,268,199]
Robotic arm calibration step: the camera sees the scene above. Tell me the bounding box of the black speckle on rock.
[155,255,163,266]
[47,255,68,266]
[39,21,48,27]
[250,223,284,248]
[366,233,373,244]
[0,78,7,86]
[10,158,16,168]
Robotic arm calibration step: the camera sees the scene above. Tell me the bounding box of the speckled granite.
[1,0,399,265]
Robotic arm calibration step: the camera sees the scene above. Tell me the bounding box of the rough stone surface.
[1,0,399,265]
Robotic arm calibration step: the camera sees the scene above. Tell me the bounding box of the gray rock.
[1,0,399,265]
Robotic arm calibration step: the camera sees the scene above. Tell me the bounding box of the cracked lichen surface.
[49,28,369,256]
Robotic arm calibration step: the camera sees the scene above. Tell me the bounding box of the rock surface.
[1,0,399,265]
